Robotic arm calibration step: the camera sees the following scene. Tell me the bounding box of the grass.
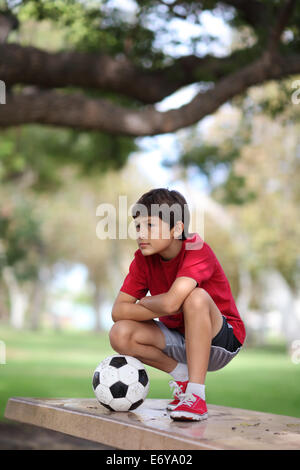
[0,324,300,420]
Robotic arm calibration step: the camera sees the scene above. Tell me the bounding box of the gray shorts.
[155,315,243,372]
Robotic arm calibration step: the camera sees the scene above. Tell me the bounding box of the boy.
[109,188,246,421]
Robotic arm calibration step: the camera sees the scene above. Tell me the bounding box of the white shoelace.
[177,393,197,407]
[168,380,186,399]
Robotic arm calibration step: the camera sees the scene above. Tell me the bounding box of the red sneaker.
[170,393,208,421]
[167,380,188,411]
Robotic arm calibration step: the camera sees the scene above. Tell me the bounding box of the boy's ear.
[173,221,184,239]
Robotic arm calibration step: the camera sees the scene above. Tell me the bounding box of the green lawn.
[0,325,299,420]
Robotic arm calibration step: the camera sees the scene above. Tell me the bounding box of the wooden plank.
[5,397,300,450]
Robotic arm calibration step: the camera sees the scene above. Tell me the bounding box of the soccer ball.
[92,354,150,411]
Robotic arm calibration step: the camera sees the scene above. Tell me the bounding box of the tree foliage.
[0,126,136,191]
[0,0,299,137]
[0,193,44,280]
[177,98,300,288]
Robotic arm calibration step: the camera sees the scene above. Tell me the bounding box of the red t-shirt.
[119,232,246,345]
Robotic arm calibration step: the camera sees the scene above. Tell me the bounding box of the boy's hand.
[138,294,168,316]
[112,294,162,322]
[139,277,197,317]
[112,277,196,322]
[140,297,182,315]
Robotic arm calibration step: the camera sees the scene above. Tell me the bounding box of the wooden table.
[5,397,300,450]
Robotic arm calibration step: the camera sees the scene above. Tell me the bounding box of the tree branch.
[220,0,268,28]
[267,0,297,54]
[1,52,299,135]
[0,43,260,104]
[0,10,19,43]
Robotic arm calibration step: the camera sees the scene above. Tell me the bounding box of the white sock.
[169,362,189,382]
[186,382,206,400]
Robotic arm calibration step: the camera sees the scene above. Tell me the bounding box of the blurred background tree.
[0,0,300,135]
[0,190,44,328]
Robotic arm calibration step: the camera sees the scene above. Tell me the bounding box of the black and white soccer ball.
[92,355,150,411]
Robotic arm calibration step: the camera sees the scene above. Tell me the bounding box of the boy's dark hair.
[131,188,190,241]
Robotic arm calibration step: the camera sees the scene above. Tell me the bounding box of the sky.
[50,1,233,331]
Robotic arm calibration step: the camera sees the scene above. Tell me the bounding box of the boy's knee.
[182,287,209,313]
[109,320,135,353]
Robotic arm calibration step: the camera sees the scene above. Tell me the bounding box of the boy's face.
[135,215,182,255]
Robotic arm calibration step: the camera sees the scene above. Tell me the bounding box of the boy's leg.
[182,287,223,384]
[170,289,224,421]
[109,319,178,373]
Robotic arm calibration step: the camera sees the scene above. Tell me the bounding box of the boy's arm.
[112,291,169,322]
[139,277,197,315]
[112,277,197,322]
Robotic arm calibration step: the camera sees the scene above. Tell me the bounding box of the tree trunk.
[0,282,9,321]
[2,266,29,329]
[236,268,252,319]
[28,265,50,330]
[93,283,104,332]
